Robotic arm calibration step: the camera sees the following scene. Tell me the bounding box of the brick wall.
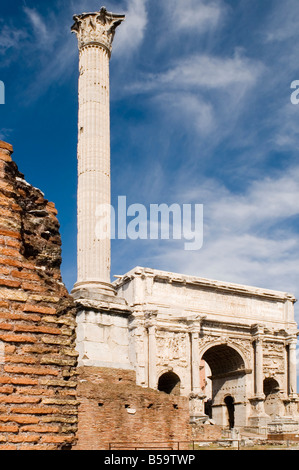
[74,366,191,450]
[0,141,78,450]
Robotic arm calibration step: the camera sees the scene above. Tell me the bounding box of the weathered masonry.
[114,267,299,432]
[0,141,78,450]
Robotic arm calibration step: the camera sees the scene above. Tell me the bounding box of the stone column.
[249,326,269,430]
[288,337,298,397]
[255,335,264,398]
[191,332,201,393]
[71,7,125,301]
[146,312,158,389]
[189,330,206,420]
[148,325,157,389]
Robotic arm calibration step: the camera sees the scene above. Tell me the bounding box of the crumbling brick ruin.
[0,141,194,450]
[0,141,78,450]
[74,367,191,450]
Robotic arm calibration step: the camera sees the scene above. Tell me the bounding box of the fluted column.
[191,331,201,393]
[255,335,264,398]
[148,324,157,389]
[288,337,298,397]
[71,7,125,300]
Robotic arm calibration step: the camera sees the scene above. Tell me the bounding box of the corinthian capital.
[71,6,125,54]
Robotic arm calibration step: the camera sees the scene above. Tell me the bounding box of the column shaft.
[191,332,201,393]
[288,340,297,396]
[71,8,125,300]
[77,45,111,285]
[148,325,157,389]
[255,337,264,397]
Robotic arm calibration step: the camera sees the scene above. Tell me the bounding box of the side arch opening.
[158,371,181,396]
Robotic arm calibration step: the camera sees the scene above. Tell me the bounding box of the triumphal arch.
[112,267,298,432]
[71,7,299,434]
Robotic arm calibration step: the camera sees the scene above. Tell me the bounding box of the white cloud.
[0,24,27,56]
[124,51,264,147]
[270,100,299,151]
[0,129,13,141]
[23,7,49,43]
[153,92,214,136]
[264,0,299,43]
[163,0,226,34]
[113,0,148,57]
[127,51,264,95]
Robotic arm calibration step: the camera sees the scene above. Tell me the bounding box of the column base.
[72,280,117,300]
[72,281,131,315]
[189,392,207,420]
[247,396,270,433]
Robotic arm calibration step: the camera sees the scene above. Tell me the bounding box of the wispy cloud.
[0,23,27,57]
[113,0,148,57]
[23,7,49,45]
[263,0,299,43]
[0,129,13,141]
[127,51,264,93]
[162,0,226,33]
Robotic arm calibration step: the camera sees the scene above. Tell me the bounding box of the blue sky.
[1,0,299,327]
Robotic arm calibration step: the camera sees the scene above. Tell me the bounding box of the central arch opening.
[201,344,247,428]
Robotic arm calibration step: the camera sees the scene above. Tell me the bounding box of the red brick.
[5,355,37,364]
[0,278,21,288]
[0,209,20,220]
[9,434,40,443]
[21,282,47,293]
[21,424,60,433]
[0,395,41,404]
[23,304,56,315]
[0,266,11,275]
[11,406,59,415]
[41,435,74,444]
[0,415,39,424]
[0,322,13,330]
[0,229,21,239]
[0,424,18,432]
[0,246,21,257]
[0,376,38,386]
[0,196,10,206]
[0,257,22,268]
[19,444,57,451]
[0,385,14,394]
[0,141,13,154]
[0,181,14,191]
[0,311,41,322]
[4,365,59,376]
[11,270,40,281]
[5,239,21,249]
[14,324,61,335]
[0,153,12,163]
[0,444,17,450]
[0,333,36,343]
